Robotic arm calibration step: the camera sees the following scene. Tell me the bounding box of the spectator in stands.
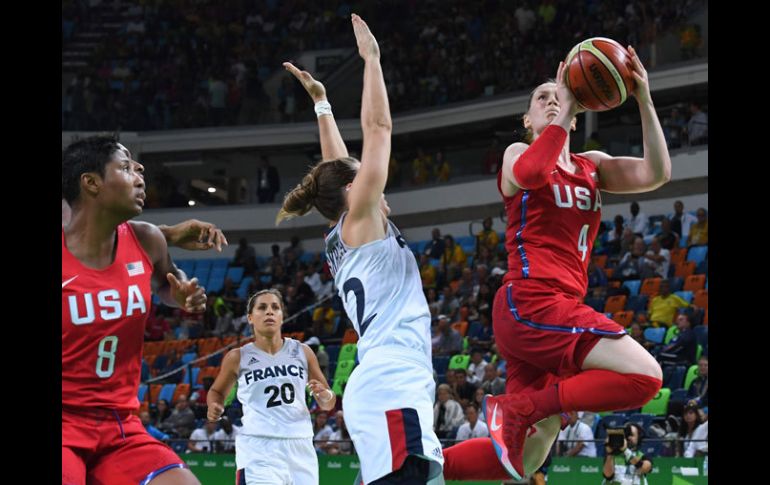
[426,288,442,319]
[676,400,705,457]
[438,287,460,322]
[188,420,218,453]
[434,384,465,440]
[441,235,467,280]
[323,410,353,455]
[305,336,330,381]
[420,254,438,289]
[466,349,489,386]
[145,309,171,341]
[687,355,708,407]
[456,267,477,302]
[476,217,500,256]
[602,422,653,484]
[644,236,671,278]
[411,147,432,185]
[480,363,506,396]
[587,259,608,297]
[683,407,707,458]
[212,417,239,453]
[663,106,687,149]
[434,150,451,182]
[687,208,708,246]
[649,279,690,327]
[158,395,196,438]
[658,217,680,250]
[451,369,478,408]
[658,312,697,366]
[151,399,172,428]
[313,411,335,453]
[615,237,653,281]
[557,411,596,457]
[316,264,335,300]
[687,102,708,145]
[626,201,648,236]
[432,314,463,356]
[256,156,280,203]
[140,410,170,442]
[669,200,697,240]
[482,139,504,175]
[311,299,337,337]
[606,215,626,256]
[425,228,445,260]
[190,377,215,420]
[455,405,490,442]
[233,238,257,275]
[628,322,655,352]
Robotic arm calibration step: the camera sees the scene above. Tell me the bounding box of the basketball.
[564,37,636,112]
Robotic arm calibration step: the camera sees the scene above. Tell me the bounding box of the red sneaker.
[482,393,536,480]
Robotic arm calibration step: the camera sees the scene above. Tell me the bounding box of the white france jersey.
[236,338,313,439]
[325,213,433,362]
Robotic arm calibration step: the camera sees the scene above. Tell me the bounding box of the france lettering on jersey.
[325,213,433,362]
[500,153,602,298]
[62,223,152,410]
[237,338,313,439]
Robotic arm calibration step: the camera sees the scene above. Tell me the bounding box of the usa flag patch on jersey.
[126,261,145,276]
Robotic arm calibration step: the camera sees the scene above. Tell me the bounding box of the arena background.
[62,1,708,483]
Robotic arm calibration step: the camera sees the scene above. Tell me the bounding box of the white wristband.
[623,448,634,460]
[322,389,334,402]
[314,100,332,118]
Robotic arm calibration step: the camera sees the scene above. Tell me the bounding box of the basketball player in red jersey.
[476,47,670,480]
[62,135,209,485]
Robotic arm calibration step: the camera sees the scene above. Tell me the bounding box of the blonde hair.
[276,157,359,225]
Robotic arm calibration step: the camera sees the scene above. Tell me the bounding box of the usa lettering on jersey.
[66,284,147,325]
[552,184,602,211]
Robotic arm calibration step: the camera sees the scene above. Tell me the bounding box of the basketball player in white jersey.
[277,15,444,485]
[207,289,335,485]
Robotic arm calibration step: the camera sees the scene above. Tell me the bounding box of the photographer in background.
[602,423,653,485]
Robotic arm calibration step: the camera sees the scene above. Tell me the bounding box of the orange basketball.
[564,37,636,112]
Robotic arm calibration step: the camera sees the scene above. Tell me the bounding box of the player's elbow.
[363,118,392,133]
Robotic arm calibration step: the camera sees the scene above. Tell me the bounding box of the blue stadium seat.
[686,245,708,265]
[158,384,176,404]
[226,266,245,284]
[212,258,229,271]
[644,327,665,344]
[207,277,225,294]
[602,413,628,429]
[640,440,662,458]
[236,277,254,299]
[193,259,212,281]
[181,352,198,365]
[627,413,654,431]
[138,384,148,402]
[674,291,693,303]
[623,280,641,296]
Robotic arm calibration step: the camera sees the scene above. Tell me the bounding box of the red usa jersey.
[499,153,602,298]
[62,223,153,411]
